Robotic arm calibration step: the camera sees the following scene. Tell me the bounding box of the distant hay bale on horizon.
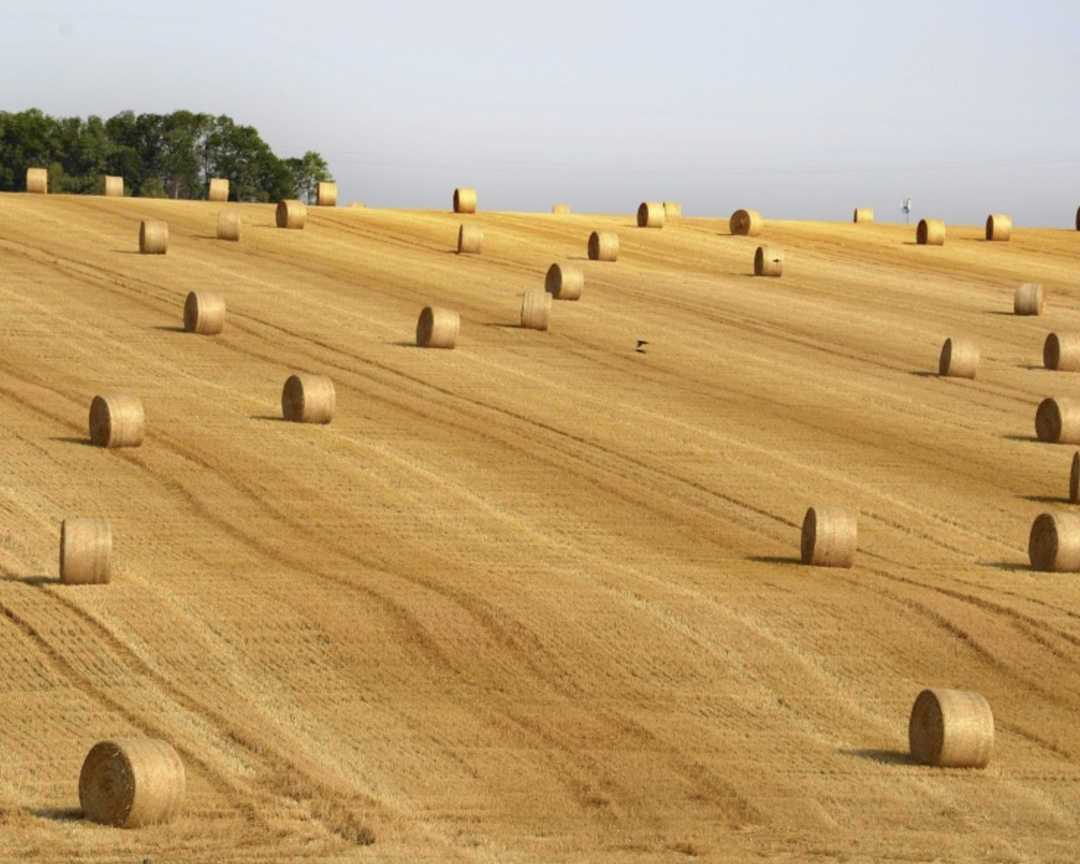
[637,202,664,228]
[1029,511,1080,571]
[282,373,335,424]
[1043,333,1080,371]
[588,230,618,262]
[139,219,168,254]
[986,213,1011,241]
[1035,397,1080,444]
[89,394,144,448]
[754,245,783,277]
[457,223,483,254]
[664,201,681,219]
[276,199,306,229]
[79,738,186,828]
[908,688,994,768]
[1014,283,1045,316]
[316,181,338,206]
[208,178,229,202]
[729,209,762,236]
[917,218,945,246]
[60,518,111,585]
[216,209,241,242]
[800,506,857,568]
[183,291,225,335]
[552,204,571,215]
[26,167,47,194]
[416,306,459,349]
[520,290,551,331]
[545,263,583,301]
[348,201,365,208]
[453,187,477,214]
[938,337,979,379]
[853,207,873,223]
[103,175,123,197]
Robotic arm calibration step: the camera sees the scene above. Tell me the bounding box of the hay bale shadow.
[746,554,802,565]
[49,436,96,447]
[0,574,60,586]
[840,748,914,766]
[26,807,82,821]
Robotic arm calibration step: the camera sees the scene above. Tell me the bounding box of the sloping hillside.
[2,194,1079,863]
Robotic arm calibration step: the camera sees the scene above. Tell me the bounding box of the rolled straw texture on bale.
[416,306,459,349]
[1029,512,1080,571]
[800,506,857,568]
[552,204,571,214]
[457,223,483,254]
[520,290,552,331]
[754,245,784,277]
[1014,283,1045,316]
[103,175,123,197]
[183,291,225,335]
[853,207,873,223]
[216,210,241,242]
[917,218,945,246]
[26,167,47,194]
[207,178,229,202]
[1043,333,1080,372]
[453,187,477,214]
[545,263,584,301]
[281,374,335,424]
[637,202,664,228]
[89,394,144,448]
[79,739,185,828]
[1035,397,1080,444]
[59,518,111,585]
[276,199,307,229]
[316,181,337,206]
[588,231,619,262]
[908,688,994,768]
[1071,452,1080,504]
[729,209,763,236]
[664,201,682,219]
[986,213,1011,241]
[938,338,979,379]
[139,220,168,255]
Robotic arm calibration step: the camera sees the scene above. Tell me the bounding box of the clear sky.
[3,1,1079,225]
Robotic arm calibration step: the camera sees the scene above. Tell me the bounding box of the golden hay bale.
[588,231,619,262]
[416,306,459,349]
[552,204,571,214]
[1072,452,1080,504]
[637,202,665,228]
[1029,511,1080,571]
[853,207,873,223]
[453,187,477,214]
[89,395,144,448]
[276,199,307,229]
[729,209,763,236]
[139,219,168,255]
[1014,283,1045,316]
[26,167,47,194]
[316,181,338,206]
[59,518,111,585]
[215,209,241,242]
[348,201,365,209]
[521,290,552,331]
[207,178,229,202]
[1035,397,1080,444]
[754,245,784,277]
[183,291,225,335]
[545,263,584,301]
[938,337,979,379]
[103,175,124,197]
[800,506,857,568]
[457,223,483,254]
[79,739,185,828]
[917,218,945,246]
[908,688,994,768]
[664,201,682,220]
[281,373,335,424]
[986,213,1011,241]
[1043,333,1080,372]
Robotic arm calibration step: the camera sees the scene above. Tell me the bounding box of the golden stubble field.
[1,193,1079,863]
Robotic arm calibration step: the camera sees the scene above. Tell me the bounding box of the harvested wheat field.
[3,193,1080,863]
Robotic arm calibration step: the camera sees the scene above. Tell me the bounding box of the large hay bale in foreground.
[663,201,682,220]
[216,210,241,241]
[26,167,47,194]
[729,209,763,236]
[1014,283,1045,316]
[853,207,873,223]
[1043,333,1080,371]
[1035,397,1080,444]
[800,506,857,567]
[139,220,168,255]
[588,231,618,262]
[183,291,225,335]
[917,218,945,246]
[60,518,111,585]
[754,245,783,277]
[636,202,664,228]
[520,290,551,331]
[281,374,335,424]
[453,187,477,214]
[276,199,306,229]
[1029,511,1080,571]
[938,337,979,379]
[986,213,1011,241]
[457,223,483,254]
[79,739,186,828]
[908,688,994,768]
[416,306,459,349]
[103,175,124,197]
[545,263,583,301]
[89,395,144,448]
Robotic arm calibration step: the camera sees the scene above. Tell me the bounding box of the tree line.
[0,109,333,203]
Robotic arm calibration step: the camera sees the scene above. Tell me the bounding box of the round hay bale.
[917,218,945,246]
[853,207,873,223]
[281,373,335,424]
[1071,451,1080,504]
[208,178,229,202]
[139,220,168,255]
[26,167,47,194]
[938,337,979,379]
[89,395,144,448]
[1014,283,1045,316]
[316,181,338,207]
[79,738,185,828]
[754,245,784,277]
[908,688,994,768]
[216,209,241,242]
[453,187,477,214]
[59,518,111,585]
[347,201,365,208]
[637,202,665,228]
[986,213,1011,241]
[275,199,307,229]
[521,290,551,331]
[729,209,763,236]
[544,263,584,301]
[103,175,124,197]
[800,506,857,568]
[663,201,682,220]
[552,204,571,215]
[183,291,225,335]
[1043,333,1080,372]
[416,306,459,349]
[457,223,483,254]
[1029,511,1080,571]
[588,231,619,262]
[1035,397,1080,444]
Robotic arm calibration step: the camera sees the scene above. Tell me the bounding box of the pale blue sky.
[3,1,1079,225]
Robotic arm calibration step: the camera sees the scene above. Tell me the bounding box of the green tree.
[284,151,334,203]
[0,108,60,190]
